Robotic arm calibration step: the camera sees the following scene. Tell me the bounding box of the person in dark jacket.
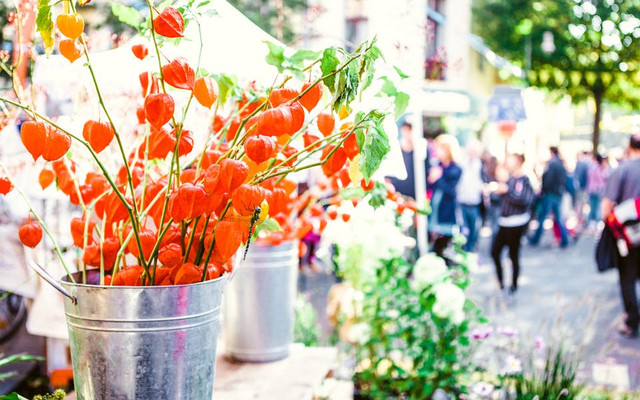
[491,154,534,294]
[428,134,462,260]
[530,146,570,247]
[602,134,640,338]
[388,122,425,199]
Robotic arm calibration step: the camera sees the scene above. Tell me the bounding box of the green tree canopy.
[227,0,308,43]
[473,0,640,150]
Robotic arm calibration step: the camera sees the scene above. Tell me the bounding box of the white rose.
[347,322,371,345]
[339,287,364,319]
[431,282,466,324]
[412,253,449,290]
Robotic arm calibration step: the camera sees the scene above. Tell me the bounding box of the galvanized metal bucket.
[59,269,225,400]
[223,240,298,362]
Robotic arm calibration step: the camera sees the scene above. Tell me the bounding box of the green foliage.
[0,354,44,381]
[473,0,640,147]
[32,390,66,400]
[320,47,341,92]
[378,77,410,119]
[35,0,54,55]
[473,0,640,96]
[265,41,286,68]
[110,3,143,30]
[354,111,391,183]
[512,346,583,400]
[253,217,281,238]
[264,42,320,80]
[293,294,320,347]
[0,394,27,400]
[211,73,240,105]
[344,253,480,399]
[264,39,394,183]
[333,61,360,113]
[227,0,308,43]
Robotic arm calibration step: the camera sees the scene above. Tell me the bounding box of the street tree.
[227,0,308,43]
[473,0,640,150]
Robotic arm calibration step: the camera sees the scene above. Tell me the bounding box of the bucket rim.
[59,270,227,290]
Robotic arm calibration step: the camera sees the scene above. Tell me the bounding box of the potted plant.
[324,192,479,399]
[0,0,400,397]
[223,186,330,362]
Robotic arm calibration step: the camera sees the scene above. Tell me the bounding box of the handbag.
[595,225,619,273]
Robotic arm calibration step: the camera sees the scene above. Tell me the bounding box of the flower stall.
[0,0,412,396]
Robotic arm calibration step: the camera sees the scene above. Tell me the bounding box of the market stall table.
[64,345,337,400]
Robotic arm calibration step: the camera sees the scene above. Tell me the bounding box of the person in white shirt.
[457,139,485,252]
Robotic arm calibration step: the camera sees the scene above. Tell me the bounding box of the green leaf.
[290,49,321,64]
[359,112,390,183]
[393,92,410,119]
[111,3,143,29]
[36,0,53,56]
[258,217,281,232]
[320,47,340,92]
[213,73,239,105]
[380,77,397,97]
[0,393,28,400]
[0,353,43,367]
[339,187,366,199]
[394,66,409,79]
[332,60,359,112]
[353,111,367,150]
[253,217,282,238]
[359,43,383,93]
[265,41,286,72]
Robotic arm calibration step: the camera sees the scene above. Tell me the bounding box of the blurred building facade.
[305,0,500,143]
[302,0,580,166]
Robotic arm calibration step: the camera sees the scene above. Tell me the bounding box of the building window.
[345,0,367,52]
[425,0,446,80]
[345,16,368,53]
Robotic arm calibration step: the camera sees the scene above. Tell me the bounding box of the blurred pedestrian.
[388,122,421,199]
[481,152,503,237]
[574,151,591,224]
[586,153,609,230]
[529,146,570,247]
[457,139,485,252]
[428,134,462,261]
[602,134,640,339]
[491,154,534,294]
[386,121,424,263]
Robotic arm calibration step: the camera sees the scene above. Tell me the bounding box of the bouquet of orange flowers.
[0,0,404,288]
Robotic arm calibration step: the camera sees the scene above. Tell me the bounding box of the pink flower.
[498,326,518,337]
[471,326,493,340]
[535,335,545,350]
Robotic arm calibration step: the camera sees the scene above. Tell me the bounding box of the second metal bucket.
[60,269,225,400]
[223,240,298,362]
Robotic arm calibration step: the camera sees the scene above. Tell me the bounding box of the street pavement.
[469,227,640,392]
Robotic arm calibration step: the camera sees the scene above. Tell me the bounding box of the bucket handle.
[29,261,77,304]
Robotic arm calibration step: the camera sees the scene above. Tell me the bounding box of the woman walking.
[586,153,609,230]
[428,134,462,262]
[491,154,535,294]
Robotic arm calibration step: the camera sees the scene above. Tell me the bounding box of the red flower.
[169,183,208,222]
[19,220,43,248]
[153,7,184,38]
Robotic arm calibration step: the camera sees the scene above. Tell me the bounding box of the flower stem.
[0,163,75,283]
